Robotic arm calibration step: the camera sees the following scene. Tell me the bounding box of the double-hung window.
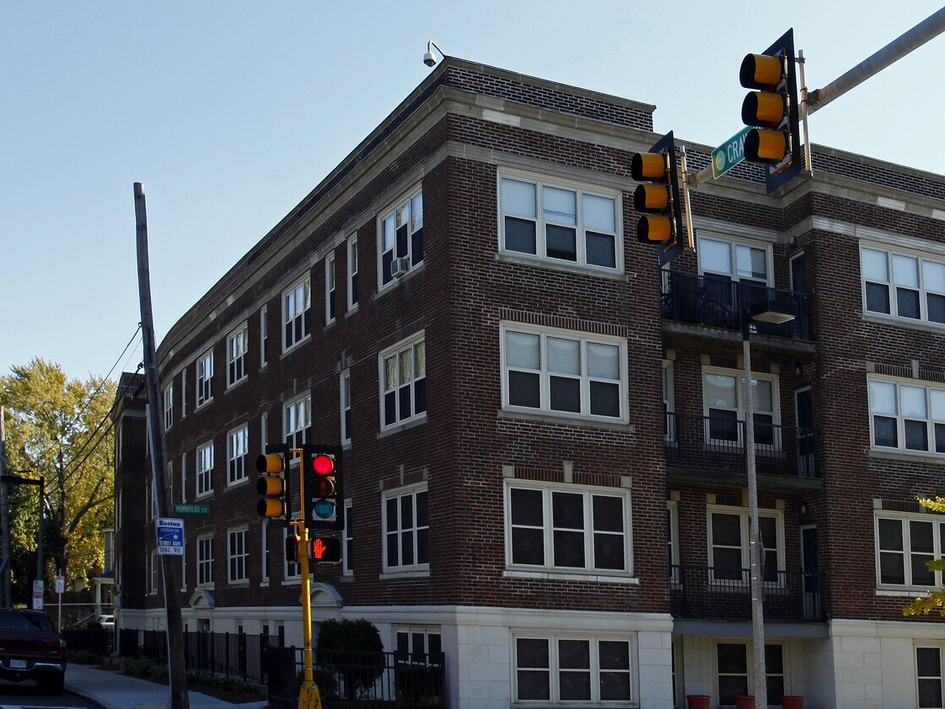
[196,351,213,408]
[379,188,423,287]
[227,425,249,486]
[283,275,311,351]
[227,324,248,387]
[382,485,429,573]
[502,324,627,423]
[513,633,633,704]
[708,506,783,584]
[163,382,173,431]
[325,253,336,325]
[869,377,945,454]
[703,367,779,448]
[506,481,632,576]
[347,234,359,310]
[380,333,426,429]
[876,513,945,590]
[699,235,771,312]
[499,173,620,271]
[227,526,249,584]
[717,642,784,706]
[259,305,269,367]
[284,395,311,451]
[196,442,214,498]
[862,245,945,324]
[917,646,945,708]
[341,370,351,444]
[197,534,214,587]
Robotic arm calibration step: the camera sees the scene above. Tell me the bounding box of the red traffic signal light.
[310,536,342,563]
[255,444,290,520]
[631,131,684,266]
[301,445,343,531]
[739,28,802,193]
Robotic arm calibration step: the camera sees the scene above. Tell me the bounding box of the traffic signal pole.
[292,450,322,709]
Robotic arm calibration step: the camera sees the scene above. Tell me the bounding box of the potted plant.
[735,695,755,709]
[781,696,804,709]
[686,694,712,709]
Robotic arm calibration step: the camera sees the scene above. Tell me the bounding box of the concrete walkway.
[66,662,270,709]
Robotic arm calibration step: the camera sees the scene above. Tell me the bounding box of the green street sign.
[173,503,209,515]
[711,127,751,179]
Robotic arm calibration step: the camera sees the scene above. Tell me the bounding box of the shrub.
[67,649,101,665]
[315,619,384,700]
[123,655,156,678]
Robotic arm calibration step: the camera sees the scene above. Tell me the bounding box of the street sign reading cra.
[156,517,185,556]
[711,127,751,179]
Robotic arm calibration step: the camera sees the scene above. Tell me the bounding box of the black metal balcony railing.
[665,412,818,478]
[661,271,811,340]
[670,565,826,622]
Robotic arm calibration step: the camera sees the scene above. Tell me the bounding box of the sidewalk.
[66,662,270,709]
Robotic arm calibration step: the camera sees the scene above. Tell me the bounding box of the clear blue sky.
[3,1,943,381]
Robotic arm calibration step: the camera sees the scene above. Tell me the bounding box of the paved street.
[0,679,96,709]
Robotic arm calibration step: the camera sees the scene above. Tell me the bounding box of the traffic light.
[300,445,343,531]
[310,536,342,563]
[256,444,290,521]
[631,131,683,266]
[739,28,802,193]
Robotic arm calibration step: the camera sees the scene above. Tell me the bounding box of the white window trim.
[282,274,312,353]
[325,253,336,325]
[668,499,680,585]
[875,510,945,593]
[706,504,785,586]
[663,359,675,444]
[697,233,774,286]
[347,233,359,312]
[227,424,250,487]
[226,322,249,389]
[500,322,629,424]
[381,482,429,575]
[163,382,173,432]
[376,185,424,292]
[378,331,427,431]
[702,365,781,448]
[341,369,352,446]
[181,369,187,419]
[196,533,214,589]
[343,499,353,577]
[196,442,214,499]
[868,374,945,457]
[227,525,250,585]
[511,631,637,705]
[497,168,624,275]
[284,393,311,451]
[150,551,159,595]
[861,243,945,328]
[283,520,302,583]
[504,479,634,580]
[915,644,944,709]
[195,350,214,409]
[260,519,270,586]
[259,305,269,369]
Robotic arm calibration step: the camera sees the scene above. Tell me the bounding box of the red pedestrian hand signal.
[309,536,341,563]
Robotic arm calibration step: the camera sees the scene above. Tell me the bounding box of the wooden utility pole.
[0,408,9,609]
[134,182,190,709]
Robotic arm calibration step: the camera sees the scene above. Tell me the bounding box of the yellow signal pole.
[291,448,321,709]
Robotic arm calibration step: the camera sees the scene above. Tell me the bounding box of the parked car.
[0,608,67,693]
[97,614,114,629]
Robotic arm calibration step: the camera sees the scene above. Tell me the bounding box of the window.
[163,382,173,431]
[668,500,680,584]
[380,333,426,429]
[698,235,771,313]
[197,534,214,587]
[869,377,945,454]
[513,634,633,704]
[717,643,784,706]
[379,188,423,287]
[227,425,249,486]
[227,527,249,584]
[150,552,159,594]
[862,246,945,324]
[325,253,336,324]
[347,234,359,310]
[196,442,214,498]
[261,519,270,584]
[260,305,268,368]
[507,481,632,576]
[708,506,783,584]
[227,324,248,387]
[663,360,675,442]
[383,485,429,572]
[499,173,620,271]
[917,646,944,708]
[196,351,214,408]
[502,324,627,422]
[284,525,301,580]
[875,513,945,590]
[182,369,187,418]
[343,501,353,576]
[283,275,311,351]
[395,627,442,661]
[260,411,269,450]
[284,395,311,450]
[341,370,351,444]
[703,367,780,447]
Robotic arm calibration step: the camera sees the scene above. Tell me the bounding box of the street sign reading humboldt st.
[174,503,210,515]
[711,127,752,179]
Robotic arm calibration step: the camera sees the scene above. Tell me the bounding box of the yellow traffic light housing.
[739,28,802,193]
[255,444,290,520]
[631,131,684,265]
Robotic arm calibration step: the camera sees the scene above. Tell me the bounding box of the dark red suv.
[0,609,67,693]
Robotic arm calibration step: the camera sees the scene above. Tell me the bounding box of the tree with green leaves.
[904,496,945,617]
[0,358,116,600]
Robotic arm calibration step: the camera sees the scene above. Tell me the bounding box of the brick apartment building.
[110,57,945,709]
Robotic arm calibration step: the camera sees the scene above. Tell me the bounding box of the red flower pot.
[735,696,755,709]
[686,695,712,709]
[782,696,804,709]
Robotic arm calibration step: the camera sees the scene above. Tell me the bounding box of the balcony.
[671,565,826,622]
[661,271,811,340]
[665,412,818,481]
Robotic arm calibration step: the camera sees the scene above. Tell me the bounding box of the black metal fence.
[63,626,111,655]
[666,412,818,478]
[671,565,826,622]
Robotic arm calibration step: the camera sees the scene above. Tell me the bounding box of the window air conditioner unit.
[391,257,410,278]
